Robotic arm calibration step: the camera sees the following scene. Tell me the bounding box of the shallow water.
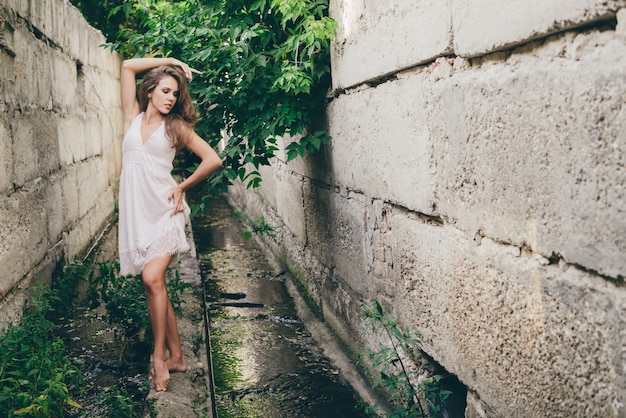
[55,193,369,417]
[55,225,150,417]
[57,304,150,417]
[192,195,368,418]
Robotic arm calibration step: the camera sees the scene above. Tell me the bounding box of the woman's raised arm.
[120,57,200,132]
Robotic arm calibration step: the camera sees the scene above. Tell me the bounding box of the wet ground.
[192,195,369,418]
[56,193,369,417]
[55,224,151,417]
[56,305,149,417]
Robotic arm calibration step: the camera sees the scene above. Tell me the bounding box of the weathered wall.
[228,0,626,417]
[0,0,121,329]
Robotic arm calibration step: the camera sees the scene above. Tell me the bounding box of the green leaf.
[67,398,83,408]
[95,0,335,195]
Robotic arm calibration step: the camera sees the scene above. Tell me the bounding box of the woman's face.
[148,75,179,114]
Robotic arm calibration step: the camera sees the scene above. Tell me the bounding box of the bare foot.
[166,355,187,373]
[152,358,170,392]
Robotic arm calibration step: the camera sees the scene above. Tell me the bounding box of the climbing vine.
[102,0,336,209]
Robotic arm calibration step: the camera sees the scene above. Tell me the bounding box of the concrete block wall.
[228,1,626,416]
[0,0,122,329]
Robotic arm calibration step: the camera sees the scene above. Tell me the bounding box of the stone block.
[51,49,77,111]
[326,75,434,216]
[3,0,29,18]
[618,8,626,41]
[452,0,623,57]
[0,120,13,192]
[0,15,17,110]
[0,49,17,113]
[57,114,86,165]
[257,163,277,210]
[0,195,25,296]
[324,190,370,296]
[28,0,54,41]
[0,286,27,331]
[45,171,65,244]
[302,180,335,268]
[76,157,107,219]
[427,31,626,279]
[86,27,107,69]
[320,271,368,356]
[65,186,114,260]
[29,0,75,50]
[13,28,55,109]
[274,168,306,242]
[99,71,122,110]
[67,6,89,65]
[330,0,452,89]
[83,110,104,160]
[390,213,626,417]
[0,185,49,296]
[12,111,60,187]
[61,164,80,223]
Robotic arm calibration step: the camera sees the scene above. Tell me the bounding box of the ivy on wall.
[75,0,336,210]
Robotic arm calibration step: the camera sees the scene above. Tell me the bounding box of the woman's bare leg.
[142,256,174,392]
[164,297,187,372]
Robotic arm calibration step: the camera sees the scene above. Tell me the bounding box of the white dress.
[118,112,190,276]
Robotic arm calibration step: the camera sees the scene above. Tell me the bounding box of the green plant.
[241,215,276,240]
[100,0,336,208]
[69,0,131,41]
[49,259,92,318]
[86,259,191,360]
[87,259,150,340]
[98,386,142,418]
[361,300,452,418]
[0,287,82,416]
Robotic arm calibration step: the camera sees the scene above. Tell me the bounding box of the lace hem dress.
[118,113,190,276]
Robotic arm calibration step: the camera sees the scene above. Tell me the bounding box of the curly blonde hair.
[138,66,198,149]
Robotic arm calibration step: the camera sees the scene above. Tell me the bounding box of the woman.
[119,57,222,392]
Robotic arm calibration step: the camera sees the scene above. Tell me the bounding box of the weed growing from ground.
[241,216,277,241]
[0,286,82,416]
[361,300,452,418]
[85,259,191,360]
[97,386,142,418]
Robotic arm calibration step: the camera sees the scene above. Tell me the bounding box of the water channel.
[193,195,369,417]
[56,193,368,416]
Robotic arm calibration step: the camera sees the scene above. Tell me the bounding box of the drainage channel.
[191,194,368,418]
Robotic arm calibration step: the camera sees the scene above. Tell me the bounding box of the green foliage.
[50,260,91,316]
[0,253,191,417]
[0,287,82,416]
[361,300,452,418]
[98,386,143,418]
[99,0,336,206]
[241,215,276,240]
[86,259,191,355]
[69,0,132,42]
